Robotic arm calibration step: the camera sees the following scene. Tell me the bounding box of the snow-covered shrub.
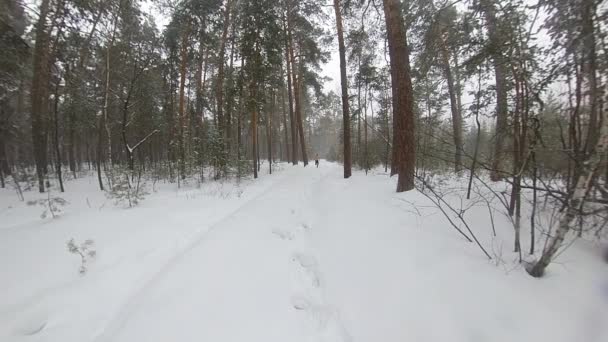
[26,192,68,219]
[66,238,96,274]
[106,168,148,208]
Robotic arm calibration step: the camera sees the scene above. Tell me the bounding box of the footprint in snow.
[292,253,321,288]
[291,294,313,311]
[272,228,295,241]
[291,294,352,342]
[16,316,48,336]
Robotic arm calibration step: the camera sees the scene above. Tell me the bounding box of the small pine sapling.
[67,238,97,274]
[106,168,149,208]
[27,191,68,218]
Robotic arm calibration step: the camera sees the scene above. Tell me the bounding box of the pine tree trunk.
[96,115,104,191]
[357,57,362,167]
[250,79,258,179]
[441,47,463,173]
[382,0,416,192]
[30,0,52,193]
[0,125,9,188]
[216,0,233,172]
[267,91,273,174]
[178,26,189,180]
[364,83,369,174]
[582,0,599,152]
[333,0,351,178]
[281,79,290,162]
[52,80,64,192]
[287,16,308,166]
[226,18,237,157]
[100,10,119,189]
[481,0,509,181]
[283,16,298,165]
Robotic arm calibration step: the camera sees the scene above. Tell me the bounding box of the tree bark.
[178,25,189,180]
[441,46,463,173]
[216,0,233,173]
[281,74,290,162]
[267,91,274,174]
[333,0,352,178]
[480,0,509,181]
[283,16,298,165]
[382,0,416,192]
[30,0,52,193]
[250,76,258,179]
[528,82,608,278]
[287,14,308,166]
[52,80,64,192]
[582,0,599,153]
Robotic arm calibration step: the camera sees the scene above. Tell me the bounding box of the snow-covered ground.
[1,162,607,342]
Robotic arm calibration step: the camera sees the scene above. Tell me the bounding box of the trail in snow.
[96,164,352,342]
[93,170,297,341]
[2,162,607,342]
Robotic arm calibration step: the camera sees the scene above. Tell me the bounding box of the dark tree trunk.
[52,80,64,192]
[96,116,104,191]
[267,91,274,174]
[178,26,189,180]
[467,71,483,200]
[281,78,290,162]
[226,16,237,157]
[0,129,9,188]
[31,0,52,193]
[480,0,509,181]
[582,0,599,153]
[287,17,308,167]
[333,0,352,178]
[251,80,258,179]
[441,47,463,172]
[284,15,298,165]
[382,0,416,192]
[216,0,233,172]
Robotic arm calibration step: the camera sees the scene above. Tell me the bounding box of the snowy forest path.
[94,163,346,342]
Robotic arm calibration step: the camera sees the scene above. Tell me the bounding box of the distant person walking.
[315,154,319,168]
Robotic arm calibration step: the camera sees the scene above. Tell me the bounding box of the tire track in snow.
[93,171,295,342]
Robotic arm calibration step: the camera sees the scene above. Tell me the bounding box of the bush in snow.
[26,192,68,219]
[67,238,97,274]
[106,168,148,208]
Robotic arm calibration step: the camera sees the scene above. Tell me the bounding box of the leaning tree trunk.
[333,0,352,178]
[382,0,416,192]
[30,0,52,193]
[528,92,608,277]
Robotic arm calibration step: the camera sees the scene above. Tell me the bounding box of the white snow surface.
[1,162,607,342]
